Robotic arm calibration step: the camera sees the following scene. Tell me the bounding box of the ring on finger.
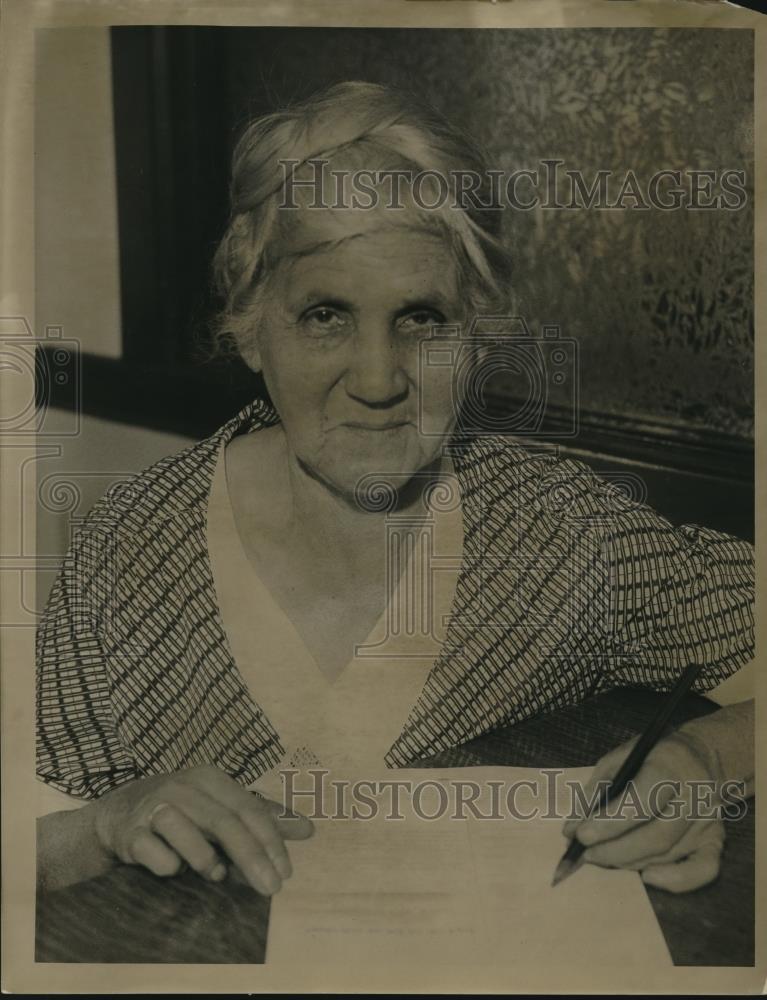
[145,802,191,874]
[147,801,174,830]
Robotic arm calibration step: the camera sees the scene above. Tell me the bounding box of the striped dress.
[36,398,754,799]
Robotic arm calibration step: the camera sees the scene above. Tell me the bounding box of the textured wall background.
[223,27,753,440]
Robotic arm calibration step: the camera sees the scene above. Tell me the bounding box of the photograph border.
[1,0,764,993]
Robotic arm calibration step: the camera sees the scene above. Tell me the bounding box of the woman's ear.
[238,281,271,373]
[241,341,263,373]
[236,319,264,372]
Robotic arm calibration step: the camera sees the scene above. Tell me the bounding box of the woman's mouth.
[341,420,411,432]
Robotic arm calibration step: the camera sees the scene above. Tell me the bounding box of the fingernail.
[209,862,227,882]
[274,855,292,879]
[257,869,281,895]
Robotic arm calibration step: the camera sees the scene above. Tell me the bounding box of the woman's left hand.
[561,728,727,893]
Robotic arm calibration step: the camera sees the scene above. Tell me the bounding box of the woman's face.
[247,216,467,502]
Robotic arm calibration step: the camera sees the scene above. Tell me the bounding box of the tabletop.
[35,686,754,966]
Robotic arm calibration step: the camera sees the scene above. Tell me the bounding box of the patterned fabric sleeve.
[597,504,754,694]
[531,450,754,695]
[36,486,139,800]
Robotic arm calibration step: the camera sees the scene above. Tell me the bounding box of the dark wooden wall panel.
[41,27,753,543]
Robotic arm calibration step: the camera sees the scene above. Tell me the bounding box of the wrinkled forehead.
[270,202,452,271]
[267,143,454,266]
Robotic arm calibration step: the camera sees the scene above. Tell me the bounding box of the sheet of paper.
[264,766,672,968]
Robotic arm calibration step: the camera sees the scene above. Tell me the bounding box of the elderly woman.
[37,82,754,899]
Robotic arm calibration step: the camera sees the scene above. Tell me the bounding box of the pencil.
[551,661,704,887]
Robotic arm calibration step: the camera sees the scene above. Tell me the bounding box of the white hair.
[212,81,512,358]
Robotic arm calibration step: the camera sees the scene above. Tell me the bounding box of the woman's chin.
[322,451,443,509]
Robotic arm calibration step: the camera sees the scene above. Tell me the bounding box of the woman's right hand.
[90,765,314,895]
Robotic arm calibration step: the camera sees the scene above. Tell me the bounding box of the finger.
[127,828,184,877]
[641,840,723,894]
[167,779,284,891]
[150,803,227,882]
[206,810,282,895]
[584,817,722,871]
[238,801,295,880]
[184,772,297,879]
[626,820,725,871]
[261,798,315,840]
[582,816,687,868]
[574,762,680,847]
[562,739,639,838]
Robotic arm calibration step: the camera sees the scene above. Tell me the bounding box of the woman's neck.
[227,426,455,576]
[283,444,451,560]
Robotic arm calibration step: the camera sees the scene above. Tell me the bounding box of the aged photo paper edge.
[1,0,764,992]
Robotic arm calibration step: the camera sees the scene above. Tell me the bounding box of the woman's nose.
[344,332,409,407]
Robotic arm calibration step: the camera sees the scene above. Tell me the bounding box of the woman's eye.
[399,310,446,335]
[302,307,348,334]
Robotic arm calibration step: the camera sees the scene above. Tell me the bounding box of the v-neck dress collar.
[206,436,465,781]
